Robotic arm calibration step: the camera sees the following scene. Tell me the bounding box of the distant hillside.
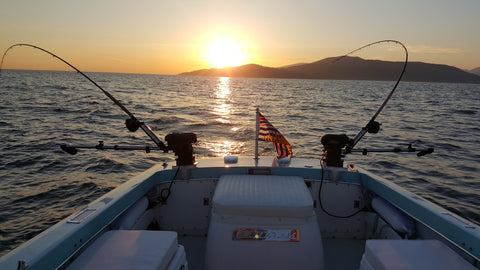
[180,57,480,83]
[471,67,480,76]
[179,64,301,78]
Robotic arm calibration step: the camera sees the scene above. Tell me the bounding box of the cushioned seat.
[212,174,314,218]
[206,174,324,270]
[360,240,476,270]
[67,230,183,270]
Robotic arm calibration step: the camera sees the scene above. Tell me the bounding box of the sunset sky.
[1,0,479,74]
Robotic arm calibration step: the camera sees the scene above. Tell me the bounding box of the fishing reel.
[125,116,168,152]
[365,120,381,134]
[125,117,142,132]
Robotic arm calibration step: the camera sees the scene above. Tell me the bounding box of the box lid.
[364,240,475,270]
[67,230,178,270]
[213,175,313,218]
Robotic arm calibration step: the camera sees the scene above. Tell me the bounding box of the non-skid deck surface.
[323,238,365,270]
[178,236,207,270]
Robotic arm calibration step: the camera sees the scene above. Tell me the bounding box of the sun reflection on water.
[200,140,246,157]
[213,77,232,124]
[202,77,246,156]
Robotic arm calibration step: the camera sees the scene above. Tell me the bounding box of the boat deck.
[154,174,392,269]
[178,236,206,270]
[3,160,479,270]
[179,236,365,270]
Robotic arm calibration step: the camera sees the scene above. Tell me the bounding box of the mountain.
[179,64,300,79]
[470,67,480,76]
[279,63,309,68]
[179,57,480,83]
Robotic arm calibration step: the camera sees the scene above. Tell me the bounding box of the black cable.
[318,151,363,218]
[160,166,181,203]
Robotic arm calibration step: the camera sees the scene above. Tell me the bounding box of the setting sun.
[205,38,248,68]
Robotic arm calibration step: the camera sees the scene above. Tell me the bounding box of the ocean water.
[0,70,479,256]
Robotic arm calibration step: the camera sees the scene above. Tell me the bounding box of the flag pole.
[255,107,259,162]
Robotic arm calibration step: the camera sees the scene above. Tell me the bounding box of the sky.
[1,0,479,75]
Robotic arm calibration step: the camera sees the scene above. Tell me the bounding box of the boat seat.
[66,230,187,270]
[360,239,476,270]
[212,174,314,218]
[205,174,324,270]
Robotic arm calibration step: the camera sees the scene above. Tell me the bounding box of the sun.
[206,38,248,68]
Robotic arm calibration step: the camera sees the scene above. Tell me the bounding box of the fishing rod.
[342,40,409,151]
[321,40,433,167]
[0,43,168,152]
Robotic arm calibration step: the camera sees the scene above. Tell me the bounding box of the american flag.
[257,112,293,158]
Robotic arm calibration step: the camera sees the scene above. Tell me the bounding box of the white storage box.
[167,245,187,270]
[360,239,475,270]
[205,175,324,270]
[67,230,187,270]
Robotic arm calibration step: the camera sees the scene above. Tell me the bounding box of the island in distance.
[180,56,480,84]
[470,67,480,76]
